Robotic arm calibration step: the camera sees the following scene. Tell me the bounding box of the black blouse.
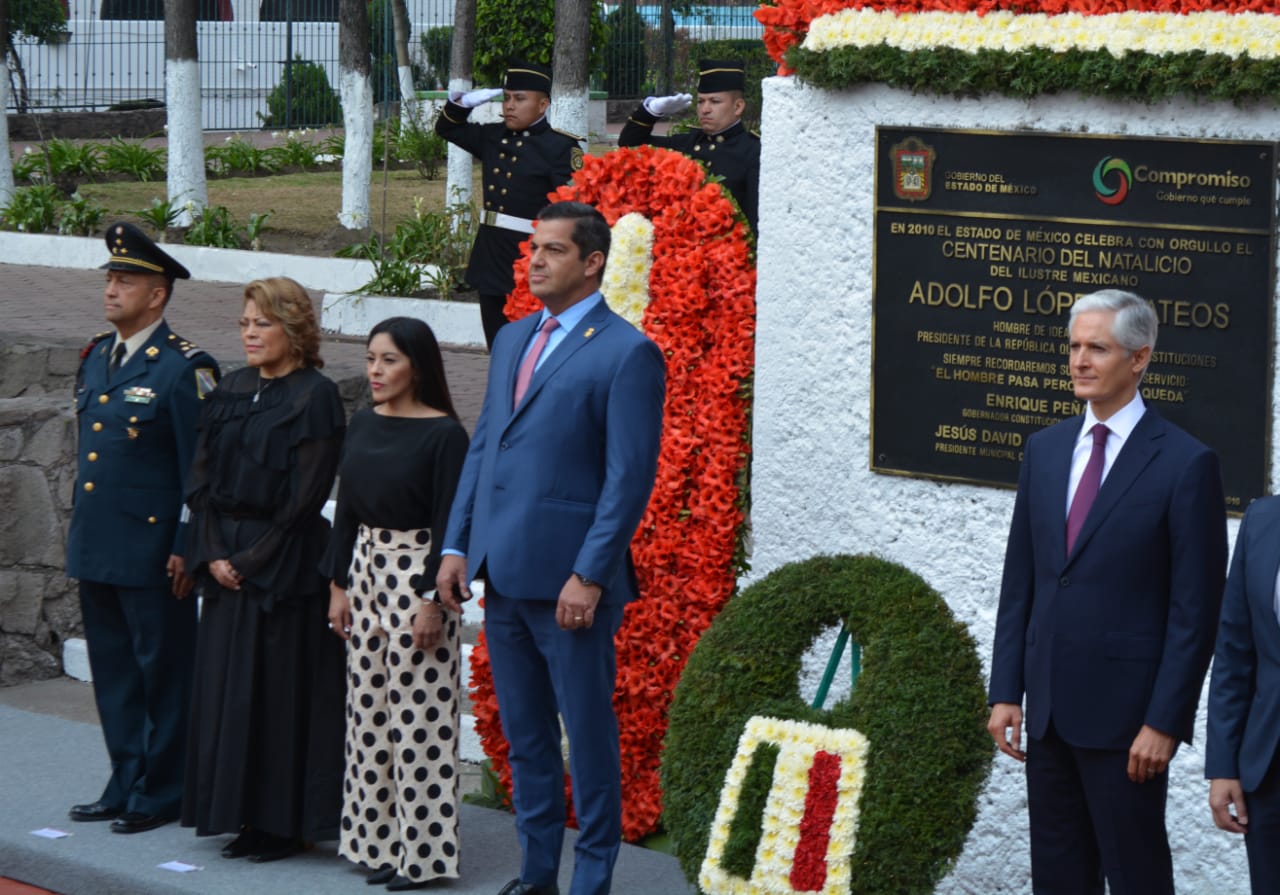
[326,408,469,591]
[186,365,345,604]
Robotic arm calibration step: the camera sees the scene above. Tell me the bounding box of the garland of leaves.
[755,0,1280,100]
[467,145,757,840]
[663,555,992,895]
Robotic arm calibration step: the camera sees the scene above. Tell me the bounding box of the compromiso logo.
[1093,156,1131,206]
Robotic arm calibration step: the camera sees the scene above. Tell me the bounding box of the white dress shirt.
[1065,392,1146,515]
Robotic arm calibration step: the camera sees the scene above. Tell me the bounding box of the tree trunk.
[0,9,12,209]
[659,0,674,95]
[445,0,474,212]
[551,0,590,142]
[338,0,372,229]
[390,0,414,105]
[165,0,208,226]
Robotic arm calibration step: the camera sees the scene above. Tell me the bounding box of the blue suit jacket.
[989,406,1227,750]
[66,322,218,589]
[443,299,665,603]
[1206,497,1280,790]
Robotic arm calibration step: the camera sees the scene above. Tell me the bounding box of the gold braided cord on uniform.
[699,66,745,75]
[506,67,551,84]
[109,255,166,274]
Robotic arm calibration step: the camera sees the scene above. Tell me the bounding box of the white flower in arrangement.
[699,715,869,895]
[802,9,1280,61]
[602,212,654,330]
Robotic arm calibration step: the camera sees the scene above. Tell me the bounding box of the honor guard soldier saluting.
[619,58,761,234]
[66,222,219,835]
[436,61,584,349]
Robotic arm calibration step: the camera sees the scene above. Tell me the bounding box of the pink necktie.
[513,317,559,408]
[1066,423,1109,553]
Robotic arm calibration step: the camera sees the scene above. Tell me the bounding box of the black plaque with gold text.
[872,127,1275,510]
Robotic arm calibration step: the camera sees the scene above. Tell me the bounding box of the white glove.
[643,94,692,117]
[449,87,503,108]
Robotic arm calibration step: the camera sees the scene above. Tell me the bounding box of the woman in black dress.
[182,276,347,862]
[327,317,469,891]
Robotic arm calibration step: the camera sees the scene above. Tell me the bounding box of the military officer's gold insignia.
[145,346,160,357]
[571,146,584,171]
[126,427,139,440]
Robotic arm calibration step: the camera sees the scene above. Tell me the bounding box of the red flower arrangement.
[756,0,1280,73]
[466,145,757,840]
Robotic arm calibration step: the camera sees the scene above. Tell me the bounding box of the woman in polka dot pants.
[326,318,469,891]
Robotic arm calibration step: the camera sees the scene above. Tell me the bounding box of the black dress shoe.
[69,800,122,822]
[367,866,397,885]
[247,833,305,863]
[386,875,433,891]
[221,829,263,859]
[495,880,559,895]
[110,812,174,834]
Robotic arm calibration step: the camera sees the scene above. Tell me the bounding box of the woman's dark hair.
[367,316,459,420]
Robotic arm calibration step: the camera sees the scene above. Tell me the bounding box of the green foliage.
[663,554,993,895]
[206,135,276,176]
[461,759,511,810]
[184,205,242,249]
[11,149,42,184]
[721,742,778,878]
[473,0,607,85]
[6,0,70,43]
[135,197,182,234]
[268,132,323,169]
[392,108,448,179]
[39,138,103,180]
[337,198,476,299]
[419,26,453,90]
[604,1,649,98]
[245,211,273,251]
[0,184,62,232]
[101,137,166,182]
[788,44,1280,104]
[261,58,341,128]
[58,193,106,236]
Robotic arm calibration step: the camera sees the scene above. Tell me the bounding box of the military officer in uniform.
[618,58,761,234]
[66,222,219,835]
[436,61,584,348]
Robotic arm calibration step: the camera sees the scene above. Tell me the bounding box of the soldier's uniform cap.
[504,62,552,94]
[698,59,746,94]
[101,221,191,281]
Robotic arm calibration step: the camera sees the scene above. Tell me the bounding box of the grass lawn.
[77,166,483,257]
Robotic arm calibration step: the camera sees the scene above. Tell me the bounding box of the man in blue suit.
[1206,498,1280,893]
[988,289,1227,895]
[437,201,665,895]
[66,222,218,834]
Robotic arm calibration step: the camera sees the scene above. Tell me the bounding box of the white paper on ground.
[30,827,70,838]
[157,861,203,872]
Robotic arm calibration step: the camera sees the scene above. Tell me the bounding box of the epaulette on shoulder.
[80,331,111,360]
[165,331,207,360]
[553,127,585,142]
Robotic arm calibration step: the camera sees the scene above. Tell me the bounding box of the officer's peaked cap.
[698,59,746,94]
[101,221,191,281]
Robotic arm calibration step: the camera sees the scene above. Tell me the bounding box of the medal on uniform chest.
[123,386,156,404]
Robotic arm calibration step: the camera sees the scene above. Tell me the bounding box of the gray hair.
[1069,290,1158,356]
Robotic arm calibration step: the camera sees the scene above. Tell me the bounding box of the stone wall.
[6,108,167,142]
[0,336,81,685]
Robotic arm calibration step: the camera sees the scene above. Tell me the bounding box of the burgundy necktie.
[513,317,559,408]
[1066,423,1109,553]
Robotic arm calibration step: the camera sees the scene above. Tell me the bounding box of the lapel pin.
[145,346,160,357]
[583,327,595,338]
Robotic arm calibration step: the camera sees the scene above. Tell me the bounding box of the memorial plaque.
[872,127,1275,511]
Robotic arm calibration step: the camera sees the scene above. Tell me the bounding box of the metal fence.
[6,0,764,131]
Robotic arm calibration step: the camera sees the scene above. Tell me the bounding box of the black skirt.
[181,583,346,840]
